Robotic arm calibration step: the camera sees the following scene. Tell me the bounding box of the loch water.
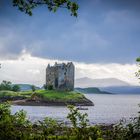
[11,94,140,125]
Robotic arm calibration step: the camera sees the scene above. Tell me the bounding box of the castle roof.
[46,62,74,70]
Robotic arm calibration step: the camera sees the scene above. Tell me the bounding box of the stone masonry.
[46,62,74,91]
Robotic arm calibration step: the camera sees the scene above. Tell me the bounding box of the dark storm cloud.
[0,0,140,63]
[102,0,140,10]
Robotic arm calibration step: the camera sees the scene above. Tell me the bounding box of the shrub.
[105,104,140,140]
[43,84,48,90]
[48,85,53,90]
[0,81,12,91]
[67,105,103,140]
[0,81,20,92]
[31,85,36,92]
[12,85,20,92]
[0,102,32,139]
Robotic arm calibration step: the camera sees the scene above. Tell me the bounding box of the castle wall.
[66,63,75,90]
[46,66,57,88]
[46,62,74,91]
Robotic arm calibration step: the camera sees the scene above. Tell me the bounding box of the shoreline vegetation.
[0,103,139,140]
[0,90,94,106]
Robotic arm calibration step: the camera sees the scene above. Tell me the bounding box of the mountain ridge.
[75,77,130,88]
[75,87,112,94]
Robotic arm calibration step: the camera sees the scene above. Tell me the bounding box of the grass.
[0,90,32,98]
[0,90,20,97]
[0,90,85,102]
[36,90,85,102]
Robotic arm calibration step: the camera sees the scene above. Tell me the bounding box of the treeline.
[0,81,20,92]
[0,103,139,140]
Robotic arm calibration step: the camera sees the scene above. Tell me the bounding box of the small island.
[0,90,93,106]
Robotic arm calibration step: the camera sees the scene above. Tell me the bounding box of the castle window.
[55,78,58,88]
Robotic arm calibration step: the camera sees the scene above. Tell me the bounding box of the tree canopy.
[0,81,20,92]
[13,0,79,16]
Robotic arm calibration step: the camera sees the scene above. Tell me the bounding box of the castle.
[46,62,75,91]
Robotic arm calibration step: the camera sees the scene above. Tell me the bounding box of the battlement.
[46,62,75,91]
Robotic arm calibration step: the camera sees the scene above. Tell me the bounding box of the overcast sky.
[0,0,140,86]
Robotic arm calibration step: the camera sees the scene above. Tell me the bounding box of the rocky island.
[0,90,93,106]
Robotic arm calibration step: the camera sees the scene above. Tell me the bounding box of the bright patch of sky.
[0,53,139,86]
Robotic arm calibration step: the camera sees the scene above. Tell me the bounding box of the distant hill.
[75,77,130,88]
[101,86,140,94]
[75,87,112,94]
[75,77,140,94]
[14,84,40,91]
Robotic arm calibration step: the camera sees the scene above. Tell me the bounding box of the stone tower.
[46,62,75,91]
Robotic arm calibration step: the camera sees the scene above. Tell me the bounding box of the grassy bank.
[36,90,85,101]
[0,90,31,98]
[0,90,93,106]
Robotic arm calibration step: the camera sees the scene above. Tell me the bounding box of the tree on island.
[0,81,20,92]
[43,84,48,90]
[13,0,78,16]
[12,85,20,92]
[31,85,36,92]
[0,81,12,91]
